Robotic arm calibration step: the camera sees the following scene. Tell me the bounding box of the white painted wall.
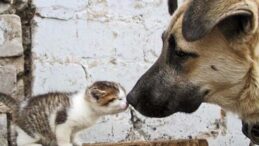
[31,0,250,145]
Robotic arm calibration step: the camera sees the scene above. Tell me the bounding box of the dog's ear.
[183,0,258,42]
[168,0,178,15]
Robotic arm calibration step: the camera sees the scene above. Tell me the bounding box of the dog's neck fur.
[206,32,259,124]
[236,34,259,124]
[239,70,259,123]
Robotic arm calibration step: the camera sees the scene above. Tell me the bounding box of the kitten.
[0,81,128,146]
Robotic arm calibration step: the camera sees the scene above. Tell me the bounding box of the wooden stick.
[83,139,208,146]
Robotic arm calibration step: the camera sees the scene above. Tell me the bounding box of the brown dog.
[127,0,259,125]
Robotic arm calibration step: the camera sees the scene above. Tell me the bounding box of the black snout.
[127,63,204,118]
[126,91,138,107]
[127,64,177,117]
[127,91,176,117]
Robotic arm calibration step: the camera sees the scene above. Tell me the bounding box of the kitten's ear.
[90,88,106,100]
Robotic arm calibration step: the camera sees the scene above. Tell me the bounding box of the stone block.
[0,114,8,146]
[0,65,17,112]
[0,66,16,95]
[0,3,11,14]
[0,57,24,75]
[0,104,10,113]
[0,15,23,57]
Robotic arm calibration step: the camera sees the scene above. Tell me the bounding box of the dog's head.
[127,0,259,118]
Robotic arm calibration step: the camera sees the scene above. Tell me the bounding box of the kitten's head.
[86,81,128,115]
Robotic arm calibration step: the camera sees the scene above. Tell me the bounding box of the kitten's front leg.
[56,124,73,146]
[16,127,42,146]
[71,132,82,146]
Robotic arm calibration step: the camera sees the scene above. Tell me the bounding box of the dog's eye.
[175,50,187,58]
[175,49,198,58]
[168,35,198,59]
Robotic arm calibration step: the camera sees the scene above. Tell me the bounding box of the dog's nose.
[126,92,138,106]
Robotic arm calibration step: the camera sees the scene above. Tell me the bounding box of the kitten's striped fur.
[0,81,128,146]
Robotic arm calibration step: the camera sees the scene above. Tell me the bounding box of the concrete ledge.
[83,139,208,146]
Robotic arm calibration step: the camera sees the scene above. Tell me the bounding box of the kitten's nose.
[124,102,129,110]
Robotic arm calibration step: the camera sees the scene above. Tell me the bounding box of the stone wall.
[0,0,34,145]
[0,0,26,145]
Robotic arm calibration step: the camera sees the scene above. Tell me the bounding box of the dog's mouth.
[130,105,174,118]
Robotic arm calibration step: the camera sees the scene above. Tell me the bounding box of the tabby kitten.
[0,81,128,146]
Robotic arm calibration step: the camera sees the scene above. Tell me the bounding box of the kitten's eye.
[109,98,116,103]
[103,98,116,106]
